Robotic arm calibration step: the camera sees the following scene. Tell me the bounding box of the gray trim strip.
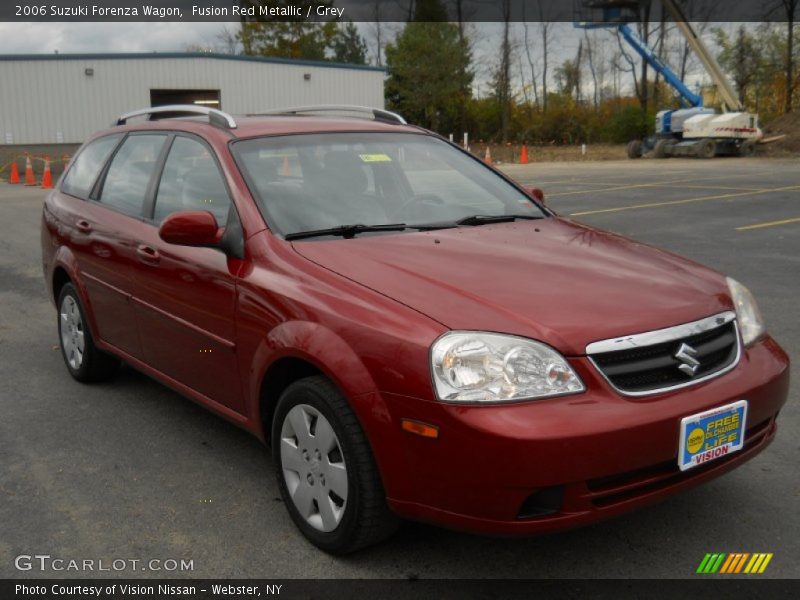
[585,311,737,354]
[0,52,386,73]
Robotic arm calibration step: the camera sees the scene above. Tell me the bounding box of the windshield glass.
[232,132,546,238]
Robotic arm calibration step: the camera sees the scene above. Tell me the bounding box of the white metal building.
[0,53,386,145]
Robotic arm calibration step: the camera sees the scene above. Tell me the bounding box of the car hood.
[291,218,732,355]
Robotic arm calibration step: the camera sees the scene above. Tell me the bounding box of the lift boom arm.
[662,0,743,112]
[617,23,703,107]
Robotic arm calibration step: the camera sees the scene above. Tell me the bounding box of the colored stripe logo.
[697,553,773,574]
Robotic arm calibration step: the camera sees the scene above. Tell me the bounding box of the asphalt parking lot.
[0,157,797,579]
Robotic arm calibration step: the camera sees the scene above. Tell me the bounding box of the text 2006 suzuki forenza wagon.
[41,105,790,553]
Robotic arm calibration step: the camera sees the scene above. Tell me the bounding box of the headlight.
[430,332,584,403]
[727,277,766,346]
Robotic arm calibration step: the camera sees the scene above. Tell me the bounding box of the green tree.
[238,1,337,60]
[332,21,368,64]
[714,26,762,106]
[385,1,472,133]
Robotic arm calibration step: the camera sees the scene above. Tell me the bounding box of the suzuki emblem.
[675,343,701,376]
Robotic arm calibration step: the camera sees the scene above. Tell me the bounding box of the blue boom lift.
[576,0,760,159]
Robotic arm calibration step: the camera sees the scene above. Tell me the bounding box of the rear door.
[60,133,168,359]
[130,134,244,413]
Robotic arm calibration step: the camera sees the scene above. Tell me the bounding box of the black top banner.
[1,1,797,23]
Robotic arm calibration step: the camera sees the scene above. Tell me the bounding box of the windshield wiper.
[455,214,544,227]
[285,223,411,241]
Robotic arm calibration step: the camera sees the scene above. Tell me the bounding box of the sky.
[0,22,231,54]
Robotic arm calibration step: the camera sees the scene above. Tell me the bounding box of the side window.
[99,135,166,217]
[153,137,231,226]
[61,134,122,199]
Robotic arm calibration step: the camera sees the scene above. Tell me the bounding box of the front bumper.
[377,336,790,535]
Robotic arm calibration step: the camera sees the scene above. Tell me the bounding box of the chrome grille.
[586,312,740,396]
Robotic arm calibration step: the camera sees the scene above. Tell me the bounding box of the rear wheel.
[57,283,120,382]
[626,139,643,159]
[697,138,716,159]
[272,376,398,554]
[739,140,757,157]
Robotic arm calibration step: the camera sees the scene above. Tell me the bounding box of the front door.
[131,135,243,413]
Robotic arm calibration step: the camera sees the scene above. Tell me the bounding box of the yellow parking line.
[570,185,800,217]
[736,216,800,231]
[551,181,672,197]
[549,170,780,199]
[658,184,764,192]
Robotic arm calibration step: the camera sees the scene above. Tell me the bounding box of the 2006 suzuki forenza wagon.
[42,105,790,553]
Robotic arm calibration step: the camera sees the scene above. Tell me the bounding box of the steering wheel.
[390,193,445,220]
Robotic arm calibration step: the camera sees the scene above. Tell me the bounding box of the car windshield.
[232,132,546,238]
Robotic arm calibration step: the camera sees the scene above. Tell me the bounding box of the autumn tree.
[238,1,366,64]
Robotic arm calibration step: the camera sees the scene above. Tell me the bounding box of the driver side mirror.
[159,211,222,248]
[525,186,545,205]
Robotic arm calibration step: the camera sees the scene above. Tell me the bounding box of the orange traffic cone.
[484,146,493,165]
[24,154,36,186]
[519,144,529,165]
[282,156,290,176]
[41,156,53,189]
[8,159,21,184]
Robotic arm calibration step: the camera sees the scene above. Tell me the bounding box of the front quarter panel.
[235,232,446,496]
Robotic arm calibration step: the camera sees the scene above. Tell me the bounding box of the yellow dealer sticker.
[359,153,392,162]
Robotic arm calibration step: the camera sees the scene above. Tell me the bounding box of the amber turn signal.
[401,418,439,439]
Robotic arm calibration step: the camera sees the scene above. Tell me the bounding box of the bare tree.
[775,0,799,112]
[539,21,552,112]
[520,4,540,111]
[575,38,584,104]
[496,0,513,142]
[637,1,651,112]
[215,25,240,54]
[616,29,642,102]
[584,30,599,109]
[522,24,540,110]
[369,1,384,66]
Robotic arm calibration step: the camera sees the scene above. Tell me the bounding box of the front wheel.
[272,376,398,553]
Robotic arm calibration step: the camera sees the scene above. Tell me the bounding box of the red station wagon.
[41,105,790,553]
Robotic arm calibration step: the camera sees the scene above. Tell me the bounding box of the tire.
[272,376,398,554]
[57,283,120,382]
[626,139,643,159]
[697,138,716,159]
[653,139,673,159]
[739,140,757,157]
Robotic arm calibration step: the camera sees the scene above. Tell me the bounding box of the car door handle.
[136,244,161,265]
[76,219,92,234]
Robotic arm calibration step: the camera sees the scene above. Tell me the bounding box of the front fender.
[248,320,386,428]
[247,321,408,496]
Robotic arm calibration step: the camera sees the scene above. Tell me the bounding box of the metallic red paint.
[158,210,222,247]
[41,115,791,537]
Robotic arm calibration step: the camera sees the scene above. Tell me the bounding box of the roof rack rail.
[254,104,407,125]
[114,105,237,129]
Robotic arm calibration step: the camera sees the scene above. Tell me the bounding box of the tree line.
[200,0,800,145]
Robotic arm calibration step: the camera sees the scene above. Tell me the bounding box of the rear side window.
[61,134,122,199]
[99,135,167,217]
[153,137,231,226]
